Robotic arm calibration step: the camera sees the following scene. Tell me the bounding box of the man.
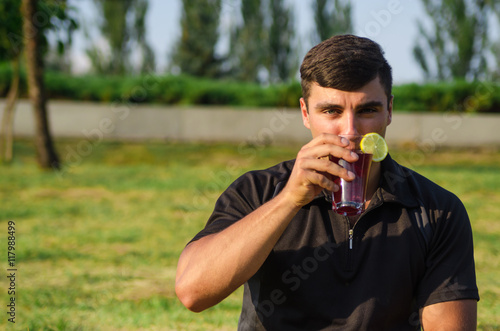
[176,35,479,330]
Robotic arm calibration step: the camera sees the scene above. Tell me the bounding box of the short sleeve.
[416,197,479,307]
[187,163,290,245]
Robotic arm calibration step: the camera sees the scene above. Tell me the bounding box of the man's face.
[300,76,393,138]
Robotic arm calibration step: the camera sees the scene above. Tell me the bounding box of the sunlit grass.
[0,139,499,330]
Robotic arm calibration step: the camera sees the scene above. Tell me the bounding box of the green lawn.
[1,140,499,330]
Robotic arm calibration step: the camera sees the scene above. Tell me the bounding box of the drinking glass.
[331,134,373,216]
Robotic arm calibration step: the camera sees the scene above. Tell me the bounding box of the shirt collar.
[373,154,420,208]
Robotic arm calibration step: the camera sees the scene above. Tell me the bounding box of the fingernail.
[341,137,349,145]
[351,151,358,158]
[348,171,355,179]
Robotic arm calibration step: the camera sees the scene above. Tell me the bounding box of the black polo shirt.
[189,155,479,330]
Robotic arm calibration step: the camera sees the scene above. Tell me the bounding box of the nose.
[339,111,359,136]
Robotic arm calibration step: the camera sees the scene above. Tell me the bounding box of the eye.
[324,108,342,115]
[359,108,378,114]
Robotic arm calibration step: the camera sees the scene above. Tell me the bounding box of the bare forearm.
[175,191,300,312]
[420,300,477,330]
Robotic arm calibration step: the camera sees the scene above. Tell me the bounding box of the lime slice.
[360,133,388,162]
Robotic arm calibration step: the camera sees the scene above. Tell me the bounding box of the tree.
[87,0,155,75]
[22,0,72,169]
[412,0,489,81]
[43,0,78,73]
[313,0,353,43]
[268,0,296,83]
[488,0,500,78]
[1,0,75,167]
[172,0,222,78]
[133,0,156,74]
[229,0,267,82]
[0,0,23,164]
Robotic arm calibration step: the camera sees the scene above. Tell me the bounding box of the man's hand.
[281,133,359,208]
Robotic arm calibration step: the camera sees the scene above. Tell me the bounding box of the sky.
[70,0,428,84]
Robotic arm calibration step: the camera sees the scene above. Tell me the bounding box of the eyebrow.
[314,100,384,111]
[355,101,385,110]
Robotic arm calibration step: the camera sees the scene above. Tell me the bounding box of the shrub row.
[0,64,301,108]
[392,81,500,113]
[1,63,499,112]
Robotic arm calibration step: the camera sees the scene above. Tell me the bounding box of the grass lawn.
[1,139,499,330]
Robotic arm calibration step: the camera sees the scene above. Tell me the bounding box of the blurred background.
[45,0,500,83]
[1,0,500,169]
[1,0,500,168]
[69,0,428,83]
[1,1,500,330]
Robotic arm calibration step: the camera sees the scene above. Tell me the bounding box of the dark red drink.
[332,152,373,216]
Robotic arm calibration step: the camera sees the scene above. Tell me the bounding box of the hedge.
[1,62,499,112]
[392,81,500,113]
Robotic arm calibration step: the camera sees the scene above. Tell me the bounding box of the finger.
[299,143,359,164]
[301,158,356,183]
[303,133,348,149]
[301,134,359,161]
[299,165,338,192]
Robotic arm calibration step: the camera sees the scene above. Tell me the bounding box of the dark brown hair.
[300,34,392,106]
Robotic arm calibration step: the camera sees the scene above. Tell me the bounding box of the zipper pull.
[349,229,353,250]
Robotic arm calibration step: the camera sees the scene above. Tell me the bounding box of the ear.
[387,95,394,126]
[300,98,311,129]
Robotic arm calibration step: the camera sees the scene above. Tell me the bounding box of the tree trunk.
[0,57,20,163]
[22,0,60,170]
